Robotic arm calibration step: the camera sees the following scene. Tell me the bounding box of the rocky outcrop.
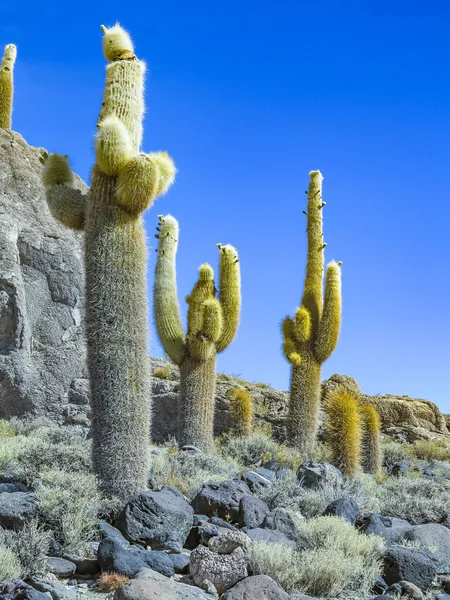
[0,129,88,422]
[322,374,449,437]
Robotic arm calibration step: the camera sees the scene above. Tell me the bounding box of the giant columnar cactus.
[41,25,176,502]
[154,215,241,450]
[0,44,17,128]
[282,171,342,455]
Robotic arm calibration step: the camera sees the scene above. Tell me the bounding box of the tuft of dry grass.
[97,572,129,591]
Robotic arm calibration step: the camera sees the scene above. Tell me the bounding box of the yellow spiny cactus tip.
[361,404,381,432]
[229,388,253,436]
[199,263,214,281]
[2,44,17,68]
[42,153,74,188]
[294,306,311,343]
[281,316,295,341]
[218,244,239,261]
[101,24,134,62]
[309,170,324,183]
[95,115,133,175]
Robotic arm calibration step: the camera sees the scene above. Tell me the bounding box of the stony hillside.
[0,129,88,421]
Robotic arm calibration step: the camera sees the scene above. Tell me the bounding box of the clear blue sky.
[2,1,449,411]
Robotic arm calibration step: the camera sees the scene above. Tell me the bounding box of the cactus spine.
[41,25,175,502]
[324,386,362,476]
[0,44,17,128]
[228,388,253,436]
[361,404,382,474]
[154,215,241,450]
[282,171,342,455]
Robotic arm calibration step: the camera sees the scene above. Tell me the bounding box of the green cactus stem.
[0,44,17,128]
[154,215,241,450]
[42,24,176,502]
[282,171,342,455]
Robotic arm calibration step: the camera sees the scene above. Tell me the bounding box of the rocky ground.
[0,418,450,600]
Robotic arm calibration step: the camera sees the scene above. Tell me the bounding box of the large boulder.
[190,544,248,594]
[383,546,437,590]
[0,129,88,422]
[115,568,214,600]
[322,374,448,436]
[360,514,414,546]
[403,524,450,573]
[115,486,194,552]
[191,479,251,522]
[221,575,291,599]
[0,491,36,529]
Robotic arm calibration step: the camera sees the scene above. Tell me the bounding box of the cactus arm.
[42,153,87,231]
[314,260,342,363]
[0,44,16,128]
[116,151,176,215]
[301,170,325,331]
[215,244,241,353]
[201,298,223,343]
[154,215,186,365]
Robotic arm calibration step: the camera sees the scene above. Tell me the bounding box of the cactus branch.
[0,44,16,128]
[153,215,186,365]
[215,244,241,353]
[42,154,87,231]
[314,260,342,363]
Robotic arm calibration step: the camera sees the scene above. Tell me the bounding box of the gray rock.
[208,517,237,531]
[262,508,303,541]
[63,554,99,575]
[384,546,437,590]
[221,575,291,599]
[403,524,450,573]
[245,527,297,549]
[115,567,214,599]
[97,519,130,546]
[0,580,50,600]
[47,556,76,577]
[390,462,410,477]
[239,495,269,529]
[169,552,191,574]
[0,482,29,493]
[190,544,248,594]
[437,596,450,600]
[191,479,251,522]
[28,577,76,600]
[97,538,175,577]
[242,471,272,492]
[0,129,88,423]
[398,580,425,600]
[257,468,276,481]
[208,530,250,554]
[360,513,413,545]
[97,539,148,577]
[116,486,194,552]
[323,498,360,525]
[297,462,343,489]
[0,491,36,529]
[185,521,219,550]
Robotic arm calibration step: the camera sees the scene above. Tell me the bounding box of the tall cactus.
[282,171,342,455]
[154,215,241,450]
[361,404,382,475]
[41,24,176,502]
[0,44,17,128]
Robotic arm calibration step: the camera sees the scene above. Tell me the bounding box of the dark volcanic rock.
[191,479,251,522]
[116,486,194,552]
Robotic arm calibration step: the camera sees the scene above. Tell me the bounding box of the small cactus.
[282,171,342,455]
[0,44,17,128]
[324,385,362,476]
[154,215,241,450]
[42,24,175,502]
[361,404,382,475]
[228,388,253,436]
